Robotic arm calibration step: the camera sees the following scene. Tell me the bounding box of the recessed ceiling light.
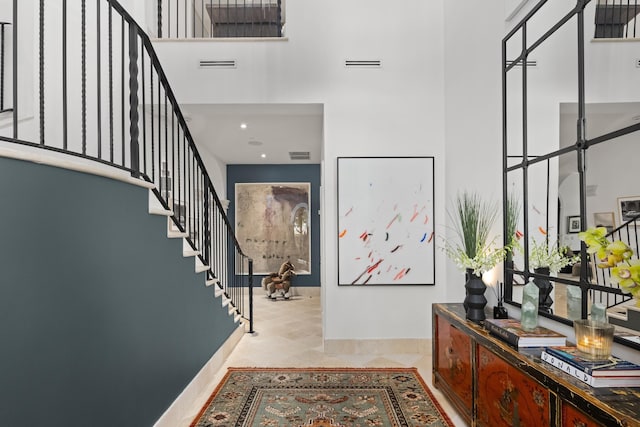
[261,154,267,158]
[240,123,248,129]
[248,140,263,146]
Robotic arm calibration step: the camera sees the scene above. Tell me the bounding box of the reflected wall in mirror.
[502,0,640,350]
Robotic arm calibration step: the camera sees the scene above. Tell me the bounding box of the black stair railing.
[594,0,640,38]
[589,214,639,310]
[0,0,253,332]
[0,21,11,114]
[156,0,283,39]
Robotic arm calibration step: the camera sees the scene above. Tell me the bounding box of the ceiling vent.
[199,60,237,69]
[345,60,382,68]
[289,151,310,160]
[506,59,537,68]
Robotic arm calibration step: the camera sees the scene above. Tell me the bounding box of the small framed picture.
[567,215,581,233]
[618,196,640,225]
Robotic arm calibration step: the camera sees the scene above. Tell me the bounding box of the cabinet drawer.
[435,315,473,411]
[477,344,550,427]
[562,401,605,427]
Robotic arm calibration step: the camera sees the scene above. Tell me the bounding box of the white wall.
[154,0,450,340]
[443,1,509,309]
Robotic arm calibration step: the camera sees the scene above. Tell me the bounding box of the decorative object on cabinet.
[573,319,615,361]
[541,346,640,388]
[521,280,540,331]
[443,191,505,321]
[484,318,566,348]
[336,157,435,286]
[529,238,578,313]
[493,282,509,319]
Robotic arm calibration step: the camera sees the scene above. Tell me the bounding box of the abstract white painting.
[337,157,435,285]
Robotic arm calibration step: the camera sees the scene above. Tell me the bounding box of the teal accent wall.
[227,164,321,287]
[0,157,237,426]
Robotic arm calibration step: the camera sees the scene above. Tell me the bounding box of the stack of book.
[541,346,640,388]
[484,318,567,348]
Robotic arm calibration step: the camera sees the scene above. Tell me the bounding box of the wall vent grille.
[289,151,310,160]
[199,60,237,69]
[345,60,382,68]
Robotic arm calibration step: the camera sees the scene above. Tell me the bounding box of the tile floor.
[182,291,465,426]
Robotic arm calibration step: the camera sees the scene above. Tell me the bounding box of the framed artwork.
[593,212,615,233]
[567,215,581,233]
[618,196,640,225]
[337,157,435,286]
[235,183,311,275]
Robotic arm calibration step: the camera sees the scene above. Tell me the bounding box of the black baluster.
[1,23,6,112]
[141,44,146,174]
[277,0,282,37]
[97,0,102,157]
[109,4,114,161]
[121,17,125,165]
[39,0,44,145]
[12,0,17,138]
[157,0,163,38]
[128,23,139,178]
[150,70,155,181]
[63,0,68,149]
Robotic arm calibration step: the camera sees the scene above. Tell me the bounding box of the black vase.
[533,266,553,314]
[464,268,487,322]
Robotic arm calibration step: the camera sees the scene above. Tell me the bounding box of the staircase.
[0,2,253,424]
[0,0,252,328]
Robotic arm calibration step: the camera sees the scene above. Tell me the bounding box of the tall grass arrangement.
[444,191,506,275]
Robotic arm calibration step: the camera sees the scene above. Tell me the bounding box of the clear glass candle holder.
[573,319,615,361]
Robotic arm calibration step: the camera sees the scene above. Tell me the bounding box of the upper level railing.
[595,0,640,38]
[0,0,253,331]
[156,0,284,39]
[0,21,11,114]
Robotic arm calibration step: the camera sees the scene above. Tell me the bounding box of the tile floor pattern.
[181,292,465,426]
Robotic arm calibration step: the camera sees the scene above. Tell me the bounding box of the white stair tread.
[149,206,173,216]
[233,313,242,323]
[222,297,231,307]
[214,287,225,297]
[607,309,627,321]
[167,230,189,238]
[206,279,218,287]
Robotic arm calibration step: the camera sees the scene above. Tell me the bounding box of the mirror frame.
[501,0,640,351]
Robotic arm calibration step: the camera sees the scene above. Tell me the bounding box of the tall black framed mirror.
[502,0,640,350]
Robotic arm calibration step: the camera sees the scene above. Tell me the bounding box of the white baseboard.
[153,323,245,427]
[324,338,431,355]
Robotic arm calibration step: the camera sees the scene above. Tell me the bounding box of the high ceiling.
[179,103,323,165]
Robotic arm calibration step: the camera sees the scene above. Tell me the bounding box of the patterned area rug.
[191,367,454,427]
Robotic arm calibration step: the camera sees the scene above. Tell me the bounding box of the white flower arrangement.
[443,191,506,276]
[529,238,578,274]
